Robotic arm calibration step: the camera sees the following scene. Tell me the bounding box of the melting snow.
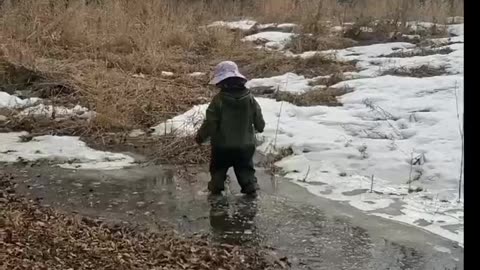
[0,91,40,109]
[161,71,174,77]
[208,19,257,31]
[0,132,135,170]
[189,72,206,77]
[242,31,296,50]
[151,104,208,136]
[20,104,95,119]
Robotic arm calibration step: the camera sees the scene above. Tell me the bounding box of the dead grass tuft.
[83,133,211,165]
[1,115,92,137]
[239,52,356,79]
[296,54,356,78]
[272,87,347,107]
[0,58,78,99]
[380,47,453,58]
[343,19,448,46]
[309,71,348,87]
[285,34,358,54]
[382,65,448,77]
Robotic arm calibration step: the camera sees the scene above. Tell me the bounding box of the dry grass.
[242,53,356,79]
[382,65,448,77]
[255,0,462,33]
[0,0,462,128]
[285,34,358,53]
[0,0,463,157]
[86,133,211,165]
[342,19,449,46]
[379,47,453,58]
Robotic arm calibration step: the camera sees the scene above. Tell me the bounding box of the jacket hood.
[220,86,251,108]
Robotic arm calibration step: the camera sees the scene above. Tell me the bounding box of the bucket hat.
[209,61,246,85]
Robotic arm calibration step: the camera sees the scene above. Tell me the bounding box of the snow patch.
[161,71,174,77]
[129,129,145,137]
[242,32,296,50]
[20,104,95,119]
[189,72,206,77]
[208,20,257,31]
[0,132,135,170]
[151,104,208,136]
[434,245,452,254]
[0,91,40,109]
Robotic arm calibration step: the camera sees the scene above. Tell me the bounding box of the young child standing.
[195,61,265,196]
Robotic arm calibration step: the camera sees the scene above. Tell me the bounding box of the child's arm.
[252,97,265,133]
[195,95,221,144]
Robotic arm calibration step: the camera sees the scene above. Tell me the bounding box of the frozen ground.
[152,23,464,246]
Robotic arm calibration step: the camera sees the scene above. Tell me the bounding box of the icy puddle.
[5,162,463,270]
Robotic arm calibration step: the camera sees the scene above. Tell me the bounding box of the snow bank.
[0,132,135,170]
[0,91,40,109]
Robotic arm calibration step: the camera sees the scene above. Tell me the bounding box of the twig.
[363,98,403,139]
[408,151,413,191]
[302,165,311,182]
[273,101,284,151]
[164,119,168,135]
[269,80,288,186]
[370,175,374,193]
[454,81,464,201]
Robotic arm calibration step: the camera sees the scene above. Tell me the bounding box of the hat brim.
[209,71,246,85]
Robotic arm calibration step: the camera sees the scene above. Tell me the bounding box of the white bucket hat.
[209,61,246,85]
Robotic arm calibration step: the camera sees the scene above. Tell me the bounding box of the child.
[195,61,265,196]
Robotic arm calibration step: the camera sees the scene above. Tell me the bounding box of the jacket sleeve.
[252,97,265,133]
[195,95,221,143]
